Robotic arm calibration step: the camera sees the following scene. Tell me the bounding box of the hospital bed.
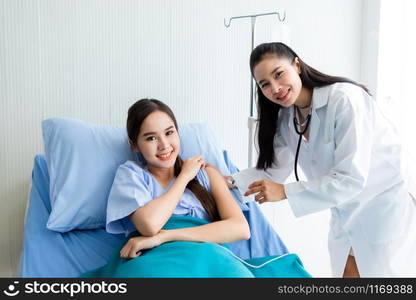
[20,118,293,277]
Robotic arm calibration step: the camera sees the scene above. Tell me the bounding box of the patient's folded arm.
[129,176,189,236]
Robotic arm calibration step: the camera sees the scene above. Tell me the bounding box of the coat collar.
[279,84,331,115]
[311,85,331,110]
[279,85,331,145]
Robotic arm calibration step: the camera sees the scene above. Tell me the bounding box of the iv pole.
[224,11,286,167]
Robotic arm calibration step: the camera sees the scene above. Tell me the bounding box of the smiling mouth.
[156,151,173,161]
[278,88,291,101]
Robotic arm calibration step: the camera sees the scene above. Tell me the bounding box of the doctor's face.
[253,54,303,107]
[132,110,180,170]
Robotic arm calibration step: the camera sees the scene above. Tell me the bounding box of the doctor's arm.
[285,92,374,217]
[231,134,294,199]
[120,166,250,258]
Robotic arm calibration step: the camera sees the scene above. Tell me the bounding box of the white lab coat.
[233,82,416,277]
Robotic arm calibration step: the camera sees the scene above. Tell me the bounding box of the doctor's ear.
[294,57,301,74]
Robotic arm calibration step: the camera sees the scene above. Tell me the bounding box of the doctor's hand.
[244,180,286,204]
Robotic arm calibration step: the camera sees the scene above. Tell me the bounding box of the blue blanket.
[21,154,292,277]
[81,216,311,278]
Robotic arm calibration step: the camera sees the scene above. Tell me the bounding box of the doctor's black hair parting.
[250,42,370,170]
[127,99,220,221]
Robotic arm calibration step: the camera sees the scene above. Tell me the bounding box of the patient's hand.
[179,155,205,183]
[120,234,164,259]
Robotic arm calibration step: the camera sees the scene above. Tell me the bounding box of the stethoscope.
[293,106,312,181]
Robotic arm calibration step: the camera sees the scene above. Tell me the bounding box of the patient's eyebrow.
[258,66,281,85]
[142,126,174,137]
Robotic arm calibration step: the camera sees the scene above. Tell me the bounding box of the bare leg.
[342,255,360,278]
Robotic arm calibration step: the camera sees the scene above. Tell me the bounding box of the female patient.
[106,98,250,259]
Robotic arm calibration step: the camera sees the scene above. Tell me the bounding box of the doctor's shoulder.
[326,82,373,112]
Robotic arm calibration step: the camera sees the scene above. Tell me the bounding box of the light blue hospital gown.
[106,160,211,236]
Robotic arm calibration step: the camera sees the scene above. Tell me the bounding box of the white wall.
[376,0,416,184]
[360,0,381,98]
[0,0,368,277]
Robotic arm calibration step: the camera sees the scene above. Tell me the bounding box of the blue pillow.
[42,118,230,232]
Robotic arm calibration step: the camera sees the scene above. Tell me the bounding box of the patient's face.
[134,111,180,170]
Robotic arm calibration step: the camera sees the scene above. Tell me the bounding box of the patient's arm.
[128,175,188,237]
[129,155,204,237]
[121,166,250,258]
[204,162,237,189]
[160,165,250,244]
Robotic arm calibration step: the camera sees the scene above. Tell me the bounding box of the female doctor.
[229,42,416,277]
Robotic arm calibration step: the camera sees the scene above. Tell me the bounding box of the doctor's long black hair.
[250,42,370,170]
[127,99,220,221]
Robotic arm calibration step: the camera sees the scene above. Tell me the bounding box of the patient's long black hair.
[250,42,370,170]
[127,99,220,221]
